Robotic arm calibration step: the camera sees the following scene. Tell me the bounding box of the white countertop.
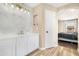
[0,32,39,40]
[0,34,18,40]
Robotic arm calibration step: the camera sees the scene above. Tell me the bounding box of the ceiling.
[24,3,39,8]
[25,3,69,8]
[47,3,68,8]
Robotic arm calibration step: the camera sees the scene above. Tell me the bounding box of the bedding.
[58,32,77,40]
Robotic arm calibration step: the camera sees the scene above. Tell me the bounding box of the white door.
[45,10,58,48]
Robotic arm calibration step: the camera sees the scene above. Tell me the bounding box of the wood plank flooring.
[28,41,79,56]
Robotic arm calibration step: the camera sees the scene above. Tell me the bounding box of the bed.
[58,32,78,43]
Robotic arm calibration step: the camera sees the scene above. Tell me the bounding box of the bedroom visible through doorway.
[58,19,78,50]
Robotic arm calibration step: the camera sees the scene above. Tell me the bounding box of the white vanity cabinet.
[16,33,39,56]
[0,33,39,56]
[27,36,35,54]
[16,35,29,56]
[27,34,39,54]
[0,38,16,56]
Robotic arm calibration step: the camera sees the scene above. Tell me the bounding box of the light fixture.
[4,3,31,14]
[28,12,31,16]
[28,12,30,14]
[20,9,23,11]
[16,6,19,10]
[11,4,14,8]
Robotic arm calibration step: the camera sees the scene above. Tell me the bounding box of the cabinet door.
[27,36,35,53]
[0,38,15,56]
[16,36,28,56]
[16,35,39,56]
[28,34,39,53]
[33,34,39,49]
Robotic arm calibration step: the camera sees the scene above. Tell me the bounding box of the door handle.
[46,31,48,33]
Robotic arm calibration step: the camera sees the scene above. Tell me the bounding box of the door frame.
[77,16,79,52]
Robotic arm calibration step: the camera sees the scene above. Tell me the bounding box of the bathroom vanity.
[0,33,39,56]
[0,4,39,56]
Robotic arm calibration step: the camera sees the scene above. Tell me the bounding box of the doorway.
[58,19,78,50]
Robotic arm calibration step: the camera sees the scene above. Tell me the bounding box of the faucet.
[18,30,24,35]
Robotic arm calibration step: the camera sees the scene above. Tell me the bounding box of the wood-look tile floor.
[28,41,79,56]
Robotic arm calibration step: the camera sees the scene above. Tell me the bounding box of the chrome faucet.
[18,30,24,35]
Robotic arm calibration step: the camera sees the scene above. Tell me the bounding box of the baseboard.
[39,45,58,50]
[39,48,46,50]
[26,49,39,56]
[77,48,79,52]
[54,45,58,47]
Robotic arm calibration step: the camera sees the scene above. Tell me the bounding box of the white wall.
[58,21,65,33]
[58,20,78,33]
[58,9,79,20]
[0,4,32,34]
[58,8,79,33]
